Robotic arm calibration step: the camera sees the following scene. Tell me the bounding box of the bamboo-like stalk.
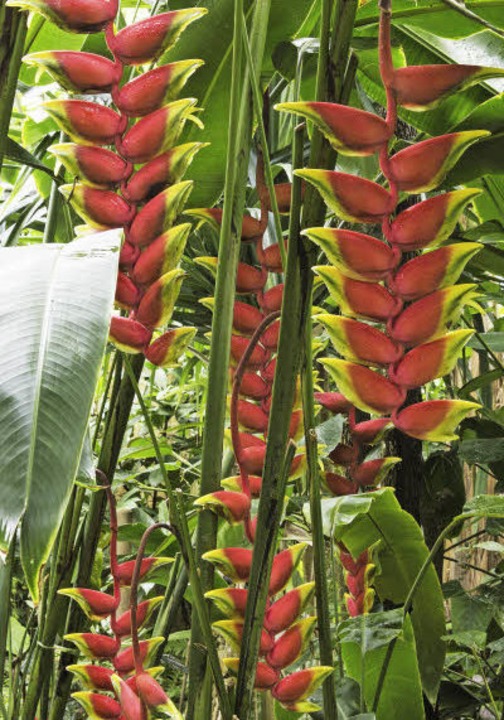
[0,7,26,174]
[0,537,15,698]
[234,124,305,720]
[187,1,273,716]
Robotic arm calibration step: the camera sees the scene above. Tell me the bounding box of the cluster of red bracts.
[10,0,208,717]
[60,553,179,720]
[273,11,503,617]
[192,177,333,710]
[15,0,207,369]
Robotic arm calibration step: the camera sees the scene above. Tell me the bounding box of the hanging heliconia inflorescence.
[8,0,208,716]
[193,163,332,712]
[276,0,504,617]
[13,0,207,369]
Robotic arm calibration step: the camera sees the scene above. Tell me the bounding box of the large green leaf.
[340,610,425,720]
[313,488,446,704]
[163,0,313,206]
[0,232,120,599]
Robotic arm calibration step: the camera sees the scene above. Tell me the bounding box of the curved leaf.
[311,488,445,704]
[0,231,120,599]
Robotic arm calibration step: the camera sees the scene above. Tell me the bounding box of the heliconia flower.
[195,491,251,524]
[339,547,369,573]
[118,99,200,164]
[269,543,308,596]
[43,100,121,146]
[314,392,352,414]
[6,0,118,33]
[64,633,120,660]
[205,587,249,617]
[115,60,204,116]
[350,457,401,486]
[276,101,391,156]
[237,399,269,433]
[122,144,205,203]
[387,284,479,347]
[324,473,358,496]
[110,675,144,720]
[236,371,270,400]
[212,620,274,655]
[345,587,375,617]
[321,359,406,416]
[186,208,265,241]
[221,474,263,497]
[67,664,115,691]
[131,224,191,286]
[295,169,393,224]
[144,327,196,367]
[135,672,179,714]
[271,666,334,705]
[24,50,120,94]
[388,131,489,193]
[135,268,185,329]
[344,562,375,597]
[256,240,283,273]
[197,258,267,294]
[59,184,134,229]
[389,188,482,251]
[264,582,315,634]
[109,316,152,354]
[112,9,207,65]
[317,315,403,366]
[392,399,480,442]
[389,329,474,389]
[128,181,193,247]
[202,547,253,582]
[219,300,264,336]
[351,418,392,445]
[71,691,122,720]
[303,227,398,282]
[115,272,140,310]
[230,335,270,369]
[261,357,277,383]
[115,557,174,586]
[259,284,284,313]
[240,445,267,475]
[262,182,298,214]
[57,588,118,621]
[388,242,481,302]
[49,144,130,188]
[314,266,402,322]
[392,64,504,111]
[266,617,317,670]
[328,443,359,467]
[113,596,164,637]
[113,637,165,675]
[223,658,280,689]
[260,319,281,351]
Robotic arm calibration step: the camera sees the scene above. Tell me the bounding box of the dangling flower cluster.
[276,0,504,615]
[192,163,332,712]
[58,482,177,720]
[15,0,208,367]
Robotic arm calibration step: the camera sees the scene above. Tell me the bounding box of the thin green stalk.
[234,124,305,720]
[0,8,27,174]
[240,10,286,269]
[43,134,70,244]
[48,355,144,720]
[188,1,272,715]
[0,537,15,696]
[152,558,189,660]
[123,355,232,720]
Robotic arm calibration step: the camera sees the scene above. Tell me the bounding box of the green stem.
[234,124,305,720]
[152,558,189,661]
[187,1,272,715]
[240,10,286,270]
[43,134,71,244]
[123,356,233,720]
[0,536,15,697]
[302,354,338,716]
[0,8,26,174]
